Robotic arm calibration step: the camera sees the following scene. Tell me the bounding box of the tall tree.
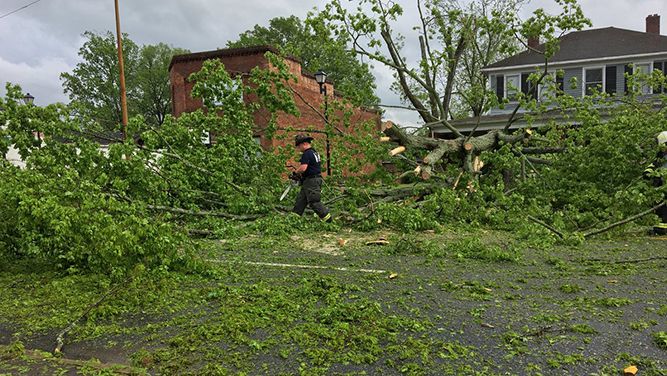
[227,15,378,106]
[61,31,187,131]
[136,43,189,126]
[61,31,139,131]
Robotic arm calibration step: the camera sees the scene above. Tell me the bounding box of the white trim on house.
[482,51,667,73]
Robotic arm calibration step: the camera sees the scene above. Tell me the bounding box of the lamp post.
[22,93,41,143]
[314,70,331,176]
[22,93,35,105]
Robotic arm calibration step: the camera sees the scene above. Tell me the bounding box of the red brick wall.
[169,47,381,176]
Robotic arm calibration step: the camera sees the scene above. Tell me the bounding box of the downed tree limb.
[188,229,215,237]
[527,215,564,239]
[584,202,665,238]
[521,147,566,154]
[381,120,530,175]
[10,347,141,375]
[147,205,263,221]
[580,256,667,264]
[55,277,131,354]
[139,146,247,194]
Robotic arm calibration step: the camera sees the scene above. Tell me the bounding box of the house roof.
[169,45,301,71]
[485,27,667,71]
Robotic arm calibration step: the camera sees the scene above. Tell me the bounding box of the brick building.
[169,45,381,175]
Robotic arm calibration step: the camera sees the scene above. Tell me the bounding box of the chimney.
[646,14,660,35]
[527,36,540,49]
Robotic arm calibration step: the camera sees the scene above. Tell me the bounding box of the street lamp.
[23,93,35,105]
[315,71,327,95]
[314,70,331,176]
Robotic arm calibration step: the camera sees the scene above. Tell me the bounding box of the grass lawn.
[1,227,666,375]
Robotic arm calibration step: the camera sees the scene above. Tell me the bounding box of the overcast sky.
[1,0,665,125]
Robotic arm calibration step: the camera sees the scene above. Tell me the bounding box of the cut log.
[389,146,406,156]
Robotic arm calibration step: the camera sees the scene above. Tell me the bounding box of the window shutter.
[521,73,530,94]
[496,76,504,100]
[655,61,665,93]
[555,73,564,96]
[605,65,617,94]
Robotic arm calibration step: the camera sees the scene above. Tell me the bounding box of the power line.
[0,0,44,20]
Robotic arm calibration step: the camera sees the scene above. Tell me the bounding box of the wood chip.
[388,273,398,279]
[623,365,638,376]
[481,322,495,329]
[389,146,406,156]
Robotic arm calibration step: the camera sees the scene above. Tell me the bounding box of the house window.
[584,67,604,96]
[624,64,633,94]
[538,71,564,100]
[635,63,652,95]
[521,73,538,100]
[209,79,244,107]
[505,74,520,101]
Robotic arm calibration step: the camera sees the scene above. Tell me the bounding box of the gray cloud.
[1,0,665,118]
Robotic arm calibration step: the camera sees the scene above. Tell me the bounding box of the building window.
[209,79,244,107]
[521,73,538,100]
[624,64,633,94]
[635,63,652,95]
[584,67,604,96]
[505,74,520,101]
[538,71,564,100]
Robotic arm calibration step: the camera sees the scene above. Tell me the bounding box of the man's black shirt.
[300,148,322,178]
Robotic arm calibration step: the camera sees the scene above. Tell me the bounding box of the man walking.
[292,134,332,222]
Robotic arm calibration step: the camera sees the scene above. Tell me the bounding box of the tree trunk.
[382,121,528,178]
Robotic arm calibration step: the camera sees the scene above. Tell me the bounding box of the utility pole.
[114,0,129,140]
